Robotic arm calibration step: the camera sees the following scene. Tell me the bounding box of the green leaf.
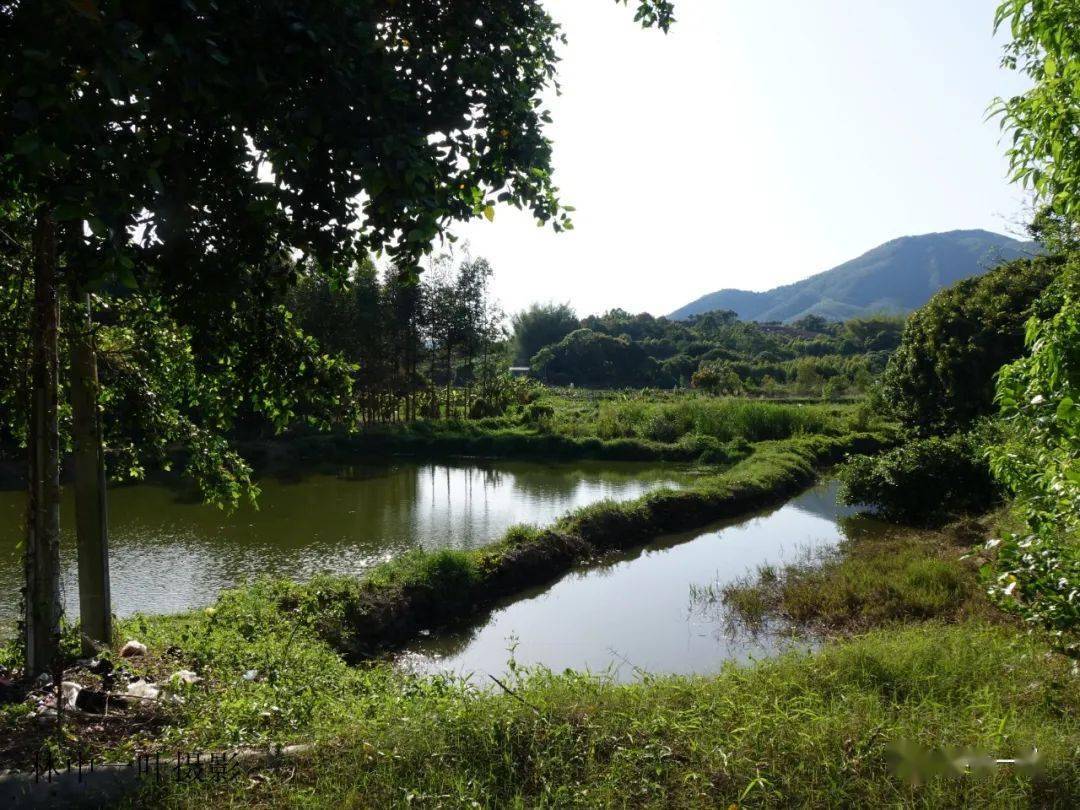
[12,134,39,155]
[53,202,89,222]
[87,216,108,237]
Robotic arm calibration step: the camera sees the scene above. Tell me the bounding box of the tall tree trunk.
[445,342,452,419]
[25,209,62,676]
[70,294,111,654]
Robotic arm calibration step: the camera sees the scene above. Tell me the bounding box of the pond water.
[400,481,878,682]
[0,460,695,631]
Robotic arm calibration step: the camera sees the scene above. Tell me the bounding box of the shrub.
[881,256,1061,435]
[838,433,998,524]
[467,396,502,419]
[989,262,1080,649]
[521,402,555,428]
[641,410,681,443]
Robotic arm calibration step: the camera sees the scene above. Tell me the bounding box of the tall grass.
[714,517,994,635]
[582,396,850,443]
[140,622,1080,808]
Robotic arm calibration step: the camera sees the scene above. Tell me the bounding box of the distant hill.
[668,230,1039,323]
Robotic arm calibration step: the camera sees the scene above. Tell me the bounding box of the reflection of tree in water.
[835,512,893,543]
[505,461,691,502]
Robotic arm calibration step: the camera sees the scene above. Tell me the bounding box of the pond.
[400,481,880,682]
[0,459,696,631]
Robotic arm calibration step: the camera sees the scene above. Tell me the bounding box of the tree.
[881,256,1061,435]
[691,362,743,395]
[532,328,671,388]
[990,264,1080,644]
[985,0,1080,648]
[511,302,580,364]
[793,360,825,397]
[995,0,1080,225]
[1,0,674,672]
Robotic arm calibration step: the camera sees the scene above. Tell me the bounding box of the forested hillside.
[670,229,1038,322]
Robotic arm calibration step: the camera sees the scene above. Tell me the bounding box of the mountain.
[668,230,1039,323]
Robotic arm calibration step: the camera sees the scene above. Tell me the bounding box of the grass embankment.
[125,488,1077,808]
[534,389,856,442]
[246,430,890,659]
[138,623,1079,808]
[260,392,869,467]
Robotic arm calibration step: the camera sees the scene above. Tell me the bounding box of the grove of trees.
[523,307,902,396]
[290,254,511,424]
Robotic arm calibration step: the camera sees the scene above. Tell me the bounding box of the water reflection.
[402,481,881,682]
[0,460,692,630]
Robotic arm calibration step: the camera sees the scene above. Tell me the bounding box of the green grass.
[264,390,886,468]
[538,390,865,443]
[714,517,996,635]
[134,621,1080,808]
[6,421,1073,808]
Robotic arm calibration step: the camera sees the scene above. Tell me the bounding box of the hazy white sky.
[448,0,1032,319]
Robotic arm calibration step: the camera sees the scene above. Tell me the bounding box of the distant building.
[509,367,531,378]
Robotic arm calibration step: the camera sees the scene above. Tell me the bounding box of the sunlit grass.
[714,517,997,635]
[541,391,862,444]
[136,622,1080,808]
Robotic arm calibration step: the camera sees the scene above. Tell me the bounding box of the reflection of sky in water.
[0,460,691,630]
[403,481,880,682]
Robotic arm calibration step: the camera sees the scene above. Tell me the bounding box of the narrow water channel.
[400,481,876,681]
[0,460,694,631]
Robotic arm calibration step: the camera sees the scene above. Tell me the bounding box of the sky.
[447,0,1033,319]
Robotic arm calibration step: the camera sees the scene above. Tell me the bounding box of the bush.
[881,256,1061,435]
[467,396,502,419]
[521,402,554,428]
[838,433,998,524]
[531,329,673,388]
[641,410,681,442]
[989,262,1080,648]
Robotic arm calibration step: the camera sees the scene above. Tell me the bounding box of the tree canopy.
[511,302,580,365]
[996,0,1080,223]
[1,0,677,672]
[532,329,672,389]
[881,256,1061,435]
